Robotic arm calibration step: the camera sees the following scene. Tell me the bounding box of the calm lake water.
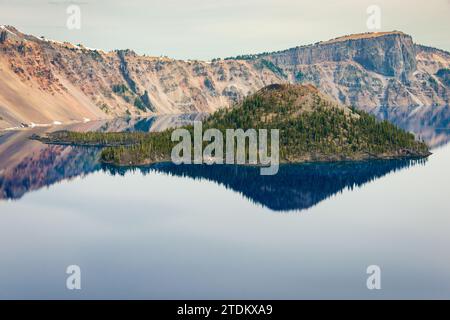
[0,107,450,299]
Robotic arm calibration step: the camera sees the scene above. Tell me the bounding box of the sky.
[0,0,449,60]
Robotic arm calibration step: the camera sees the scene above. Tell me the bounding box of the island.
[32,84,431,167]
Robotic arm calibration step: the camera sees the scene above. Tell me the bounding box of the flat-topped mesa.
[263,31,417,79]
[321,31,406,45]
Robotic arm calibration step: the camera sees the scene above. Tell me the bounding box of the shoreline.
[32,134,432,166]
[31,131,432,168]
[100,151,431,169]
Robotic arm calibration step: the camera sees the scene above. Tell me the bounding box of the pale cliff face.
[265,32,416,78]
[260,32,449,111]
[0,27,449,129]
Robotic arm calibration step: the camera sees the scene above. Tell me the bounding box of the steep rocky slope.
[0,26,280,129]
[0,26,449,130]
[252,32,450,110]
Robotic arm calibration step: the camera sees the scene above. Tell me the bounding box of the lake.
[0,107,450,299]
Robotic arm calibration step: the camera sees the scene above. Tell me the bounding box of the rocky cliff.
[0,27,449,129]
[256,32,449,111]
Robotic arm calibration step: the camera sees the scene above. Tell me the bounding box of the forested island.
[32,84,431,167]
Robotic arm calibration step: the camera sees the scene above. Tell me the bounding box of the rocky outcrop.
[0,26,449,129]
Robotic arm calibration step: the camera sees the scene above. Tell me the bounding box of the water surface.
[0,108,449,299]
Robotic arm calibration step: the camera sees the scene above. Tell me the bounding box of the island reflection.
[102,159,425,212]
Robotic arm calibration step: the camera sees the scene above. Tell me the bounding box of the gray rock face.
[266,32,416,78]
[254,32,449,109]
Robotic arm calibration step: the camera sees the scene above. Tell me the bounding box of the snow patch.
[0,25,17,37]
[409,105,425,116]
[29,122,51,128]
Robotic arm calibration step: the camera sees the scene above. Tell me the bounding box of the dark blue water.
[0,109,449,299]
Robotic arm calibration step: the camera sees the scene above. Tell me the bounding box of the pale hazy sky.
[1,0,449,60]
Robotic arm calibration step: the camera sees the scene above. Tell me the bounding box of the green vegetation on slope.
[112,84,154,112]
[202,84,429,161]
[257,60,287,78]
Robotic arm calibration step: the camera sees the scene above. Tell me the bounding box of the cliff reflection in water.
[0,113,205,200]
[0,143,101,200]
[103,159,426,212]
[370,105,450,149]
